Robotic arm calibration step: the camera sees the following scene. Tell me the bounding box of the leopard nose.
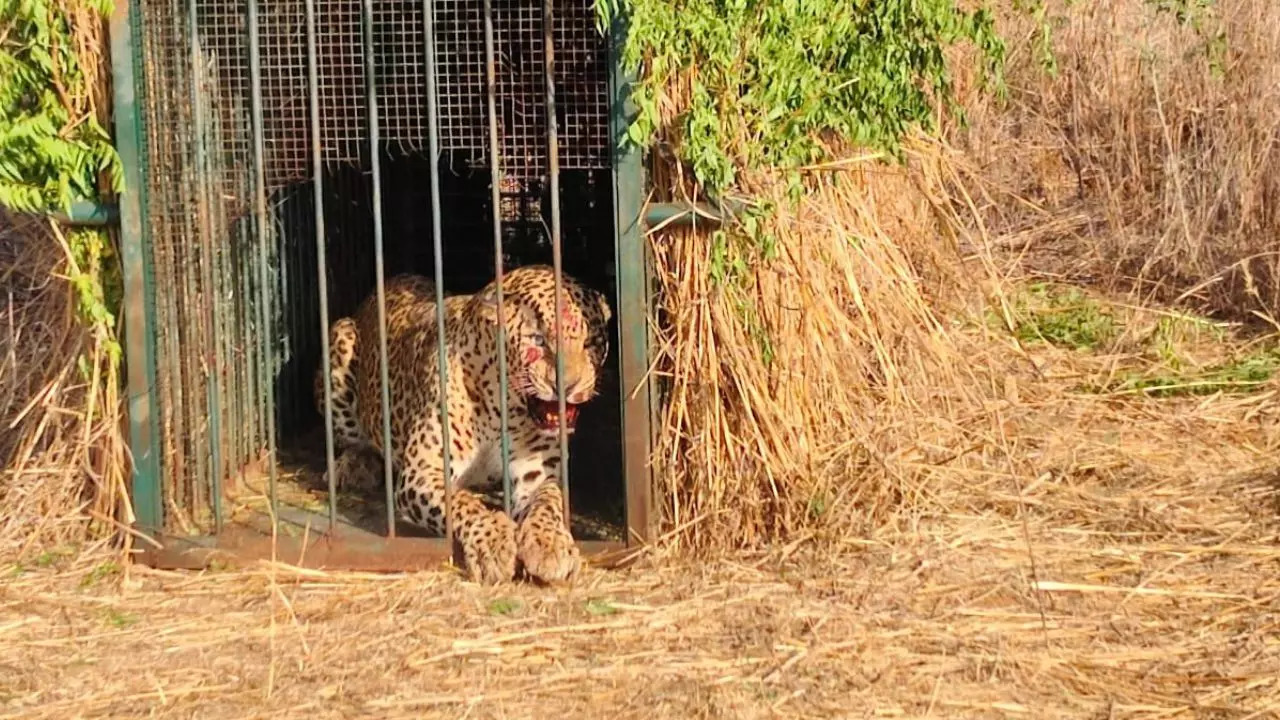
[562,373,593,404]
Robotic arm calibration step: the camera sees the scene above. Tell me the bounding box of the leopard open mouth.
[525,397,582,433]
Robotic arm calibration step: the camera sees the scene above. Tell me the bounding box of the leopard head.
[472,265,612,435]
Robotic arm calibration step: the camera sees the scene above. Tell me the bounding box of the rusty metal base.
[133,502,637,573]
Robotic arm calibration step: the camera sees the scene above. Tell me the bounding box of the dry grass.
[955,0,1280,320]
[0,210,129,558]
[2,478,1278,720]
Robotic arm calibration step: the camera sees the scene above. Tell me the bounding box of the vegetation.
[0,0,122,214]
[997,281,1278,398]
[1003,283,1118,351]
[598,0,1007,198]
[1,0,127,556]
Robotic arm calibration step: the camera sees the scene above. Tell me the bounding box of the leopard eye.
[529,332,546,348]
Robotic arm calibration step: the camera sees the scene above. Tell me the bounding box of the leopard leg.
[315,317,367,450]
[508,426,580,583]
[395,421,517,584]
[314,318,388,493]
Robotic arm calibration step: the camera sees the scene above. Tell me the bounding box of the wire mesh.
[188,0,608,192]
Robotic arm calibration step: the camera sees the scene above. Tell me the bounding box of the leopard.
[313,265,612,584]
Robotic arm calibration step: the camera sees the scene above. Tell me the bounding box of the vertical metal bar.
[246,0,279,520]
[189,0,223,534]
[110,0,163,535]
[207,376,223,530]
[607,10,652,545]
[362,0,397,536]
[305,0,337,526]
[422,0,454,548]
[482,0,512,514]
[543,0,570,526]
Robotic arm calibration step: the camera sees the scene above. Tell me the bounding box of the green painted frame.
[110,0,163,537]
[608,9,654,547]
[110,0,656,568]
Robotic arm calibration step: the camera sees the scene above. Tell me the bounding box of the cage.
[107,0,654,571]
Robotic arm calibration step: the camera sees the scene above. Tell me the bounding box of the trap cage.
[108,0,653,570]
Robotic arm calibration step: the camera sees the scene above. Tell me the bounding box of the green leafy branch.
[596,0,1008,198]
[0,0,123,214]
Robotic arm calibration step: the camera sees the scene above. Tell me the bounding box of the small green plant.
[34,547,74,568]
[584,597,619,617]
[1097,346,1280,397]
[1146,312,1227,368]
[1005,284,1118,351]
[102,609,137,628]
[80,560,120,588]
[807,492,828,520]
[487,597,521,616]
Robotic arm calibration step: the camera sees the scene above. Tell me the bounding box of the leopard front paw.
[517,516,580,584]
[327,446,385,494]
[459,511,518,584]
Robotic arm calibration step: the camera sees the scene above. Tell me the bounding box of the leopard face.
[472,266,612,436]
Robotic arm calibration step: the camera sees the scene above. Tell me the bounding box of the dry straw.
[0,210,130,558]
[955,0,1280,321]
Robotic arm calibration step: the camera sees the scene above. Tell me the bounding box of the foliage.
[596,0,1007,198]
[995,282,1277,398]
[0,0,123,214]
[67,226,122,365]
[1003,283,1118,351]
[1101,346,1280,397]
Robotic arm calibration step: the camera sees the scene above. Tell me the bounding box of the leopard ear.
[474,285,507,325]
[591,288,612,325]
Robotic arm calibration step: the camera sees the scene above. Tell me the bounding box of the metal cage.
[108,0,652,571]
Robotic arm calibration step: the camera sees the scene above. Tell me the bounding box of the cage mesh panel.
[134,0,616,534]
[204,0,609,188]
[435,0,608,176]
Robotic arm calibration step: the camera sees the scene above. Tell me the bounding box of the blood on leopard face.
[517,331,583,434]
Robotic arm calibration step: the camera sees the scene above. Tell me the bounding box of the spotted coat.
[313,265,612,584]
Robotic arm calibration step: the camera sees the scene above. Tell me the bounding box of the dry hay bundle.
[0,210,129,558]
[647,137,1013,552]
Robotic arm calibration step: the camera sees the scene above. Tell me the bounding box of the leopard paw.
[517,515,580,584]
[459,511,518,584]
[327,446,385,494]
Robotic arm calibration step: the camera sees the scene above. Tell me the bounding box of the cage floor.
[210,430,626,543]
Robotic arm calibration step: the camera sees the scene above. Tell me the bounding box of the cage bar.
[188,0,225,533]
[482,0,513,514]
[544,0,570,525]
[246,0,280,522]
[305,0,338,526]
[361,0,398,537]
[422,0,455,552]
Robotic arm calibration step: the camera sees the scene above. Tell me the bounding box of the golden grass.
[2,483,1277,720]
[954,0,1280,320]
[0,210,129,558]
